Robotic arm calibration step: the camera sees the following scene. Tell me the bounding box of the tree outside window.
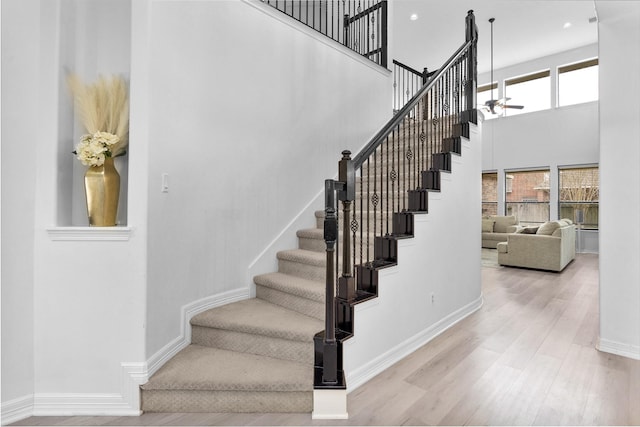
[559,167,599,229]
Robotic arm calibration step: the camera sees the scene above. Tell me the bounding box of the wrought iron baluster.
[385,135,389,235]
[402,114,406,211]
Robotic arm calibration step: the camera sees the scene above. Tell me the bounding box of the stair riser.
[278,258,325,282]
[315,220,398,233]
[298,234,376,254]
[315,214,403,230]
[256,285,324,321]
[142,390,312,413]
[298,235,327,252]
[191,326,314,365]
[278,256,379,285]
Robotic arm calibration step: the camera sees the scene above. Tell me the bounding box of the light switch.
[161,173,169,193]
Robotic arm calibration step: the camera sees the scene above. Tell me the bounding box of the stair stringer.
[341,122,484,391]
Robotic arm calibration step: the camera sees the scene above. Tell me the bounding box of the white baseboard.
[346,294,484,391]
[1,288,250,424]
[32,393,141,417]
[597,336,640,360]
[1,395,34,425]
[146,287,250,377]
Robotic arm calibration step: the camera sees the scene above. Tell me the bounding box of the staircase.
[141,119,468,415]
[141,224,331,412]
[142,5,478,415]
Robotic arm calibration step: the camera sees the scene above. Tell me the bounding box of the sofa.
[497,219,576,272]
[482,215,522,248]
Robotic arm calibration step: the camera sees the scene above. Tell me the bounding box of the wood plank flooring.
[12,253,640,426]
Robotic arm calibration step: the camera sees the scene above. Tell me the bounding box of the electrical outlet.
[431,293,435,304]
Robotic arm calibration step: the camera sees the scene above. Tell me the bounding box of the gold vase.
[84,156,120,226]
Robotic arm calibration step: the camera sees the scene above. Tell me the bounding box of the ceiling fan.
[482,17,524,115]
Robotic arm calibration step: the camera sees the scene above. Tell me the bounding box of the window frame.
[558,165,599,230]
[482,171,498,216]
[504,168,551,225]
[557,58,599,107]
[503,69,551,116]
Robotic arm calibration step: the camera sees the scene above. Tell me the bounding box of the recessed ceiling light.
[410,13,418,21]
[563,22,572,29]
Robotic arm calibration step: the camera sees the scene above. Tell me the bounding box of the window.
[504,70,550,116]
[559,166,599,229]
[558,58,599,107]
[478,82,499,120]
[505,169,550,225]
[482,172,498,215]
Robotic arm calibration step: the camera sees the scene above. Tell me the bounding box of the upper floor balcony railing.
[261,0,388,68]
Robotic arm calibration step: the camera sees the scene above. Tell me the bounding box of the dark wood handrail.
[315,9,477,394]
[392,59,423,77]
[353,38,473,169]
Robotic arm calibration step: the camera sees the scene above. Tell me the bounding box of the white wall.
[2,0,147,422]
[1,0,39,407]
[2,0,392,419]
[344,125,483,390]
[596,1,640,360]
[31,0,147,403]
[142,0,392,359]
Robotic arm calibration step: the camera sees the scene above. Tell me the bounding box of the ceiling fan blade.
[503,105,524,109]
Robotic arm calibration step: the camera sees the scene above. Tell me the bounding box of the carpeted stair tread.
[142,345,312,392]
[254,272,324,302]
[277,249,326,267]
[190,298,322,342]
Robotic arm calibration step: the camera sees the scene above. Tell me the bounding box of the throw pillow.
[522,226,539,234]
[492,215,517,233]
[482,219,495,233]
[537,221,561,235]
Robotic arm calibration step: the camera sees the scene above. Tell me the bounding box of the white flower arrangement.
[73,131,121,167]
[67,74,129,167]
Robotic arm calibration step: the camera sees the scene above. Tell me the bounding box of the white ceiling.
[392,0,599,75]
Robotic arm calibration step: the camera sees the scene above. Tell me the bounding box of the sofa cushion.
[492,215,517,233]
[537,221,561,235]
[521,226,539,234]
[482,219,495,233]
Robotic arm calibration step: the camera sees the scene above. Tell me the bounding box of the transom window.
[558,58,599,107]
[504,70,551,116]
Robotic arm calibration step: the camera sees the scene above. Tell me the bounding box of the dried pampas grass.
[67,74,130,157]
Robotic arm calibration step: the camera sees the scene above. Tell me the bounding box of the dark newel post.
[422,67,429,85]
[338,150,356,300]
[322,179,338,384]
[465,10,478,124]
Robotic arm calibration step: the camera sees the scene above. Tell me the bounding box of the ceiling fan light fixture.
[481,17,525,116]
[563,22,572,29]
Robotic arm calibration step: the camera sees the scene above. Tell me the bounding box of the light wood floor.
[13,253,640,426]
